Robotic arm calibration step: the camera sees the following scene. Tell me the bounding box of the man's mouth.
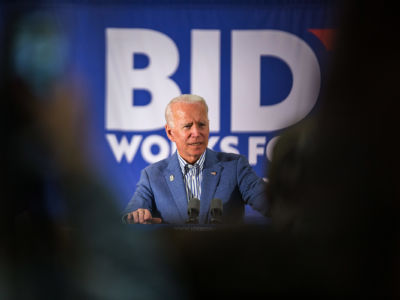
[188,142,202,146]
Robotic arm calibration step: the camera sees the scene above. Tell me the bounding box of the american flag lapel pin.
[211,171,217,176]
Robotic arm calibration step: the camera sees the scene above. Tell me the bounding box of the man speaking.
[123,94,268,224]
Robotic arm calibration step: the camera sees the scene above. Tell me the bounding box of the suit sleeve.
[121,168,154,223]
[236,155,268,216]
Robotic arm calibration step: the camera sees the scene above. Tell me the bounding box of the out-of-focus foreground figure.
[266,0,400,297]
[0,8,184,300]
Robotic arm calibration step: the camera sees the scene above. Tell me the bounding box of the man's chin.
[188,146,206,155]
[187,143,204,150]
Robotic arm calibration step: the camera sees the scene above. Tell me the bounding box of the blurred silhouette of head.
[266,0,400,296]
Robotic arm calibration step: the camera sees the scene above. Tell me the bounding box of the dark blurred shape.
[266,0,400,297]
[0,7,184,300]
[11,12,69,99]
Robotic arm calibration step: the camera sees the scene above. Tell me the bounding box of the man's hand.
[126,209,162,224]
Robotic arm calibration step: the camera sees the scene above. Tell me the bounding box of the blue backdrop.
[2,0,336,221]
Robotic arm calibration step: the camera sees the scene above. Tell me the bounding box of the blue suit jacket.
[123,148,268,224]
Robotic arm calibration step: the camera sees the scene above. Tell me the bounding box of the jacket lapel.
[164,153,188,221]
[199,149,222,223]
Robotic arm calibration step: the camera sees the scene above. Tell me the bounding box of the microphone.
[209,198,223,224]
[186,198,200,224]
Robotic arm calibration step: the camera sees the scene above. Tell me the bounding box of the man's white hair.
[165,94,208,127]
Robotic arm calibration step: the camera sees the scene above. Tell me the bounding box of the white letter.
[207,136,220,150]
[170,141,177,156]
[106,28,181,131]
[231,30,320,132]
[141,135,170,164]
[248,136,266,165]
[191,30,221,132]
[106,134,142,163]
[220,136,239,154]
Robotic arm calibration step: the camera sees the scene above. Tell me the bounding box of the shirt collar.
[177,150,206,174]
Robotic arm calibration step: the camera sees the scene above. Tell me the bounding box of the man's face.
[165,102,209,164]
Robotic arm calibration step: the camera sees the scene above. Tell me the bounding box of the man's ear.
[165,124,175,142]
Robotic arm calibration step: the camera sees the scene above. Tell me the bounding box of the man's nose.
[190,124,200,136]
